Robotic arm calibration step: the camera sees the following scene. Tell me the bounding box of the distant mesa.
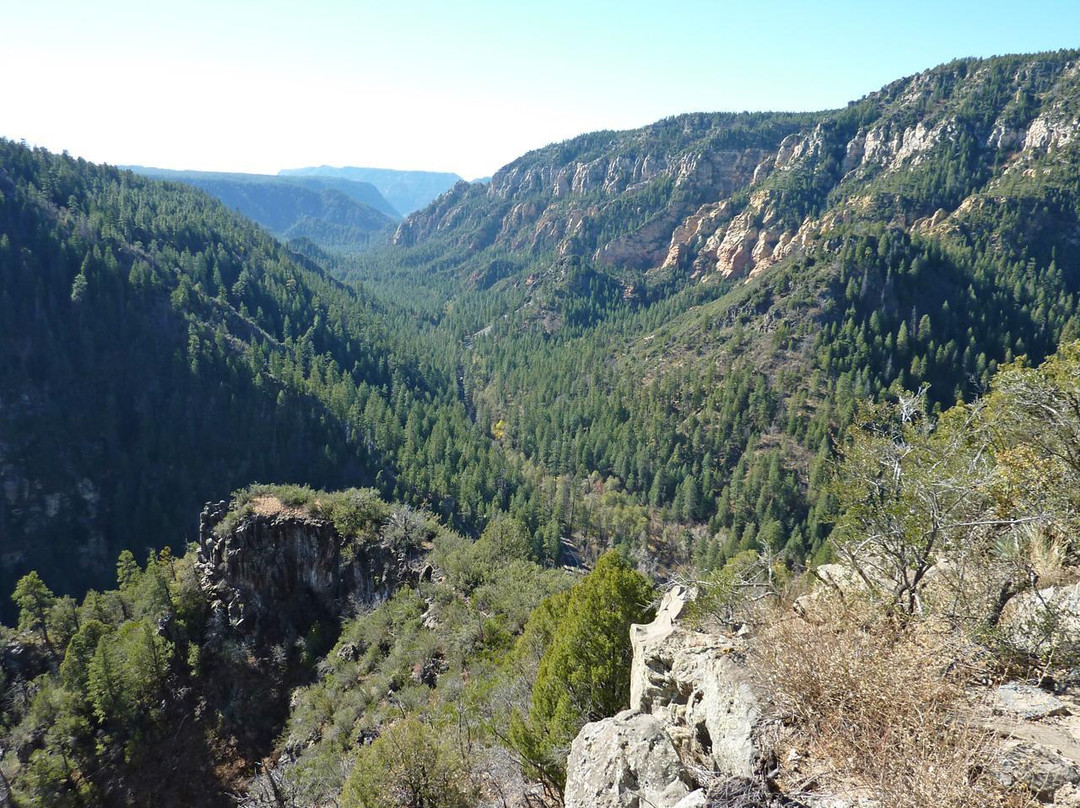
[278,165,463,216]
[124,166,400,250]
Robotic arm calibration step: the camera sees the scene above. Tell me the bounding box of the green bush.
[340,716,474,808]
[511,551,654,791]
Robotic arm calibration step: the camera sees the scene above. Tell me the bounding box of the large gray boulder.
[564,709,694,808]
[999,582,1080,657]
[630,587,762,778]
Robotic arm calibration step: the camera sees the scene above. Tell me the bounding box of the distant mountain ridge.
[278,165,463,216]
[394,50,1080,290]
[125,167,399,249]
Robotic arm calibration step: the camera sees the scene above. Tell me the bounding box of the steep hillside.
[363,51,1080,566]
[8,47,1080,805]
[279,165,463,216]
[126,167,399,249]
[8,345,1080,808]
[0,485,458,807]
[392,111,815,274]
[0,141,528,613]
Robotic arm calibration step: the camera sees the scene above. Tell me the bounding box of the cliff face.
[393,53,1080,294]
[196,496,425,644]
[392,115,805,276]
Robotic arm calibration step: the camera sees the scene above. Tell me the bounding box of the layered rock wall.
[395,57,1080,298]
[196,499,422,644]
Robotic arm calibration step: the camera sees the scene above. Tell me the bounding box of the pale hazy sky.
[3,0,1078,179]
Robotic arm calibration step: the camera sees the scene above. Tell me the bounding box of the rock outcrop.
[994,742,1080,801]
[567,575,1080,808]
[565,586,765,808]
[196,496,424,644]
[631,587,761,779]
[391,111,791,276]
[390,55,1080,314]
[996,683,1072,721]
[981,680,1080,805]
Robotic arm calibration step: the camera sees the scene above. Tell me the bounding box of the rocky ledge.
[195,495,426,645]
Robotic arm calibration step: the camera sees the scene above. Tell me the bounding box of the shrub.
[687,549,790,627]
[340,716,474,808]
[510,551,654,793]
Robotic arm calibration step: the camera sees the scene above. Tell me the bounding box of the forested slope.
[0,142,528,610]
[7,49,1080,808]
[9,52,1080,603]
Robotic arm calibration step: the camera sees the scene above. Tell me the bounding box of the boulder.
[999,582,1080,657]
[994,741,1080,801]
[792,563,880,621]
[564,709,694,808]
[671,790,708,808]
[995,683,1071,721]
[813,563,871,595]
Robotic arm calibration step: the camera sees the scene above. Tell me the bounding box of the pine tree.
[12,571,57,655]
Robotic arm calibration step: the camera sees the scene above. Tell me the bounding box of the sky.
[3,0,1079,179]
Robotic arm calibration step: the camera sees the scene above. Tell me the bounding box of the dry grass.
[751,597,1006,808]
[250,494,313,519]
